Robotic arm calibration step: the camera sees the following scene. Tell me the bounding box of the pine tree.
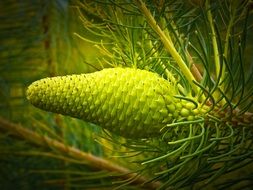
[1,0,253,189]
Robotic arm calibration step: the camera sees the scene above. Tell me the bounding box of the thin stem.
[146,36,186,94]
[206,0,220,79]
[206,0,227,106]
[0,117,162,190]
[223,6,234,61]
[135,0,200,96]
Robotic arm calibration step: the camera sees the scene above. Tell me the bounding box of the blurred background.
[0,1,107,189]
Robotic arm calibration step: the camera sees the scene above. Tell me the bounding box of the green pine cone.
[27,68,201,138]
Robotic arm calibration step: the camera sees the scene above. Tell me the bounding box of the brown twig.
[0,117,162,190]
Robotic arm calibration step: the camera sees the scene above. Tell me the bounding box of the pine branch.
[0,117,162,189]
[134,0,201,97]
[1,1,253,189]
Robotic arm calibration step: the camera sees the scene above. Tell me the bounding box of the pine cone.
[27,68,201,138]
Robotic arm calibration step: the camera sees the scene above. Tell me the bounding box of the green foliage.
[1,0,253,190]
